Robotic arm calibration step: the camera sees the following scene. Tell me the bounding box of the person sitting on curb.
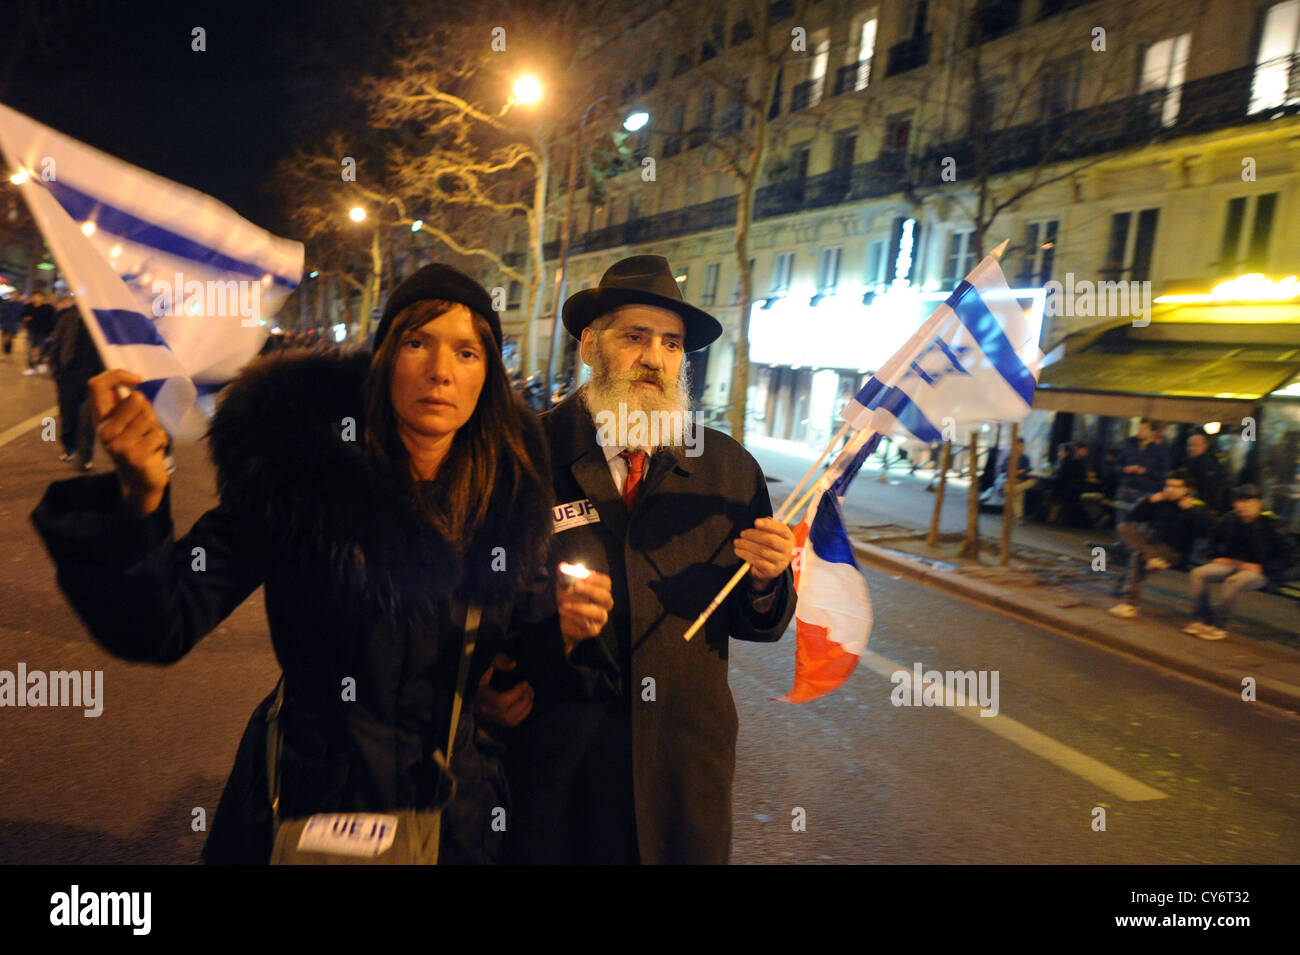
[1108,469,1212,619]
[1183,484,1292,641]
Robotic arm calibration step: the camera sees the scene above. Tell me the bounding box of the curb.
[853,540,1300,716]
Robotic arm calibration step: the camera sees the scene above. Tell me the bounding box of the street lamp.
[512,73,543,106]
[544,100,649,408]
[348,206,367,223]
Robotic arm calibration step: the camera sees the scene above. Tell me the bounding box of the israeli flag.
[0,102,303,438]
[841,250,1044,441]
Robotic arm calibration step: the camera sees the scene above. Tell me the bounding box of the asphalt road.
[1,356,1296,864]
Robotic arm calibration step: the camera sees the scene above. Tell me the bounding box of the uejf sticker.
[297,813,399,858]
[554,499,600,533]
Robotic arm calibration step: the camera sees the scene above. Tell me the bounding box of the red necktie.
[619,450,647,512]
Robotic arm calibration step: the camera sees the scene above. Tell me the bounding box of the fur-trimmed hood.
[205,345,553,622]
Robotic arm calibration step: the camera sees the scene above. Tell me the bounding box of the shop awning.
[1033,334,1300,424]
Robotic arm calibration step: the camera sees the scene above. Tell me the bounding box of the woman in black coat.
[30,265,554,864]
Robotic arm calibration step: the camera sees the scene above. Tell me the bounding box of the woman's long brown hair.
[363,299,548,552]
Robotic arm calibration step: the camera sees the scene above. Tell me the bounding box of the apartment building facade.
[488,0,1299,508]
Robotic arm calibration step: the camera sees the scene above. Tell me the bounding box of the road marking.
[0,407,59,449]
[859,649,1168,801]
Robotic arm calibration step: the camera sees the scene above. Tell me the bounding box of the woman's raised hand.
[88,369,171,516]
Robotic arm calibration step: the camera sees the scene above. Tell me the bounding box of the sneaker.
[21,368,37,376]
[1197,625,1228,641]
[1108,603,1139,618]
[36,363,49,375]
[1145,556,1170,571]
[1182,621,1208,636]
[80,461,93,471]
[58,452,74,462]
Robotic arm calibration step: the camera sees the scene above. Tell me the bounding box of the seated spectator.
[1048,442,1091,526]
[1108,469,1212,618]
[1184,432,1227,514]
[1184,485,1292,640]
[1114,419,1169,521]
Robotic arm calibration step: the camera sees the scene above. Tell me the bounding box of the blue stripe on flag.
[138,379,166,403]
[948,281,1036,407]
[876,386,943,442]
[933,335,970,375]
[808,489,857,566]
[93,308,168,347]
[849,375,886,410]
[42,178,298,290]
[908,361,935,386]
[830,432,881,497]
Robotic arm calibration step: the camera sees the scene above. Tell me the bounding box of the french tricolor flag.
[780,430,878,704]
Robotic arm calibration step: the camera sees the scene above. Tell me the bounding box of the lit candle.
[558,562,590,590]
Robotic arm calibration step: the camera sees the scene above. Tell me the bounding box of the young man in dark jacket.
[1114,419,1169,519]
[1109,469,1212,618]
[1184,485,1292,640]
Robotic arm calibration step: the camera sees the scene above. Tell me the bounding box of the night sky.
[1,0,393,230]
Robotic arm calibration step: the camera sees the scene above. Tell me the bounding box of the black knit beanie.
[372,264,502,351]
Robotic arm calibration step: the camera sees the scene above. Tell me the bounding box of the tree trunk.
[926,440,951,547]
[958,430,980,560]
[1000,423,1018,566]
[524,148,550,379]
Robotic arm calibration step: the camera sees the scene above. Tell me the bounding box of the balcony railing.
[790,77,825,111]
[885,33,930,77]
[538,59,1296,264]
[833,60,871,96]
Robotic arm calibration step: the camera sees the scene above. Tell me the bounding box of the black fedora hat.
[562,254,722,352]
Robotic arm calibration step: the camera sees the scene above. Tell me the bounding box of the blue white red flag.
[779,429,879,703]
[0,102,303,437]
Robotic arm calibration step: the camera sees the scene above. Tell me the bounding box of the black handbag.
[266,604,482,864]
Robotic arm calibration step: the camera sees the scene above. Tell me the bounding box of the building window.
[884,113,912,155]
[663,103,685,157]
[816,247,841,294]
[690,90,714,149]
[1139,33,1191,128]
[1039,55,1080,119]
[702,263,720,306]
[1249,0,1300,113]
[942,229,977,288]
[1103,208,1159,282]
[507,280,522,309]
[771,252,795,294]
[1019,219,1058,286]
[858,18,877,90]
[864,239,888,288]
[1219,193,1278,275]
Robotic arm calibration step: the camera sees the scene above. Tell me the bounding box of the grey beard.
[581,355,693,452]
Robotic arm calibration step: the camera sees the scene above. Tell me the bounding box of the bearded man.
[493,254,796,864]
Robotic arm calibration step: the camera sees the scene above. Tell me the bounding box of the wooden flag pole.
[771,419,852,523]
[683,474,825,641]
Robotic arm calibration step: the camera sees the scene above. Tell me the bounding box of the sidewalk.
[748,434,1300,714]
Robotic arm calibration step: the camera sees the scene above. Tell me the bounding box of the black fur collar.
[205,345,553,621]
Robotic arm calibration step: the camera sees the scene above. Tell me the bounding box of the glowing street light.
[411,219,423,232]
[348,206,367,223]
[513,73,543,105]
[623,111,650,132]
[80,221,96,237]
